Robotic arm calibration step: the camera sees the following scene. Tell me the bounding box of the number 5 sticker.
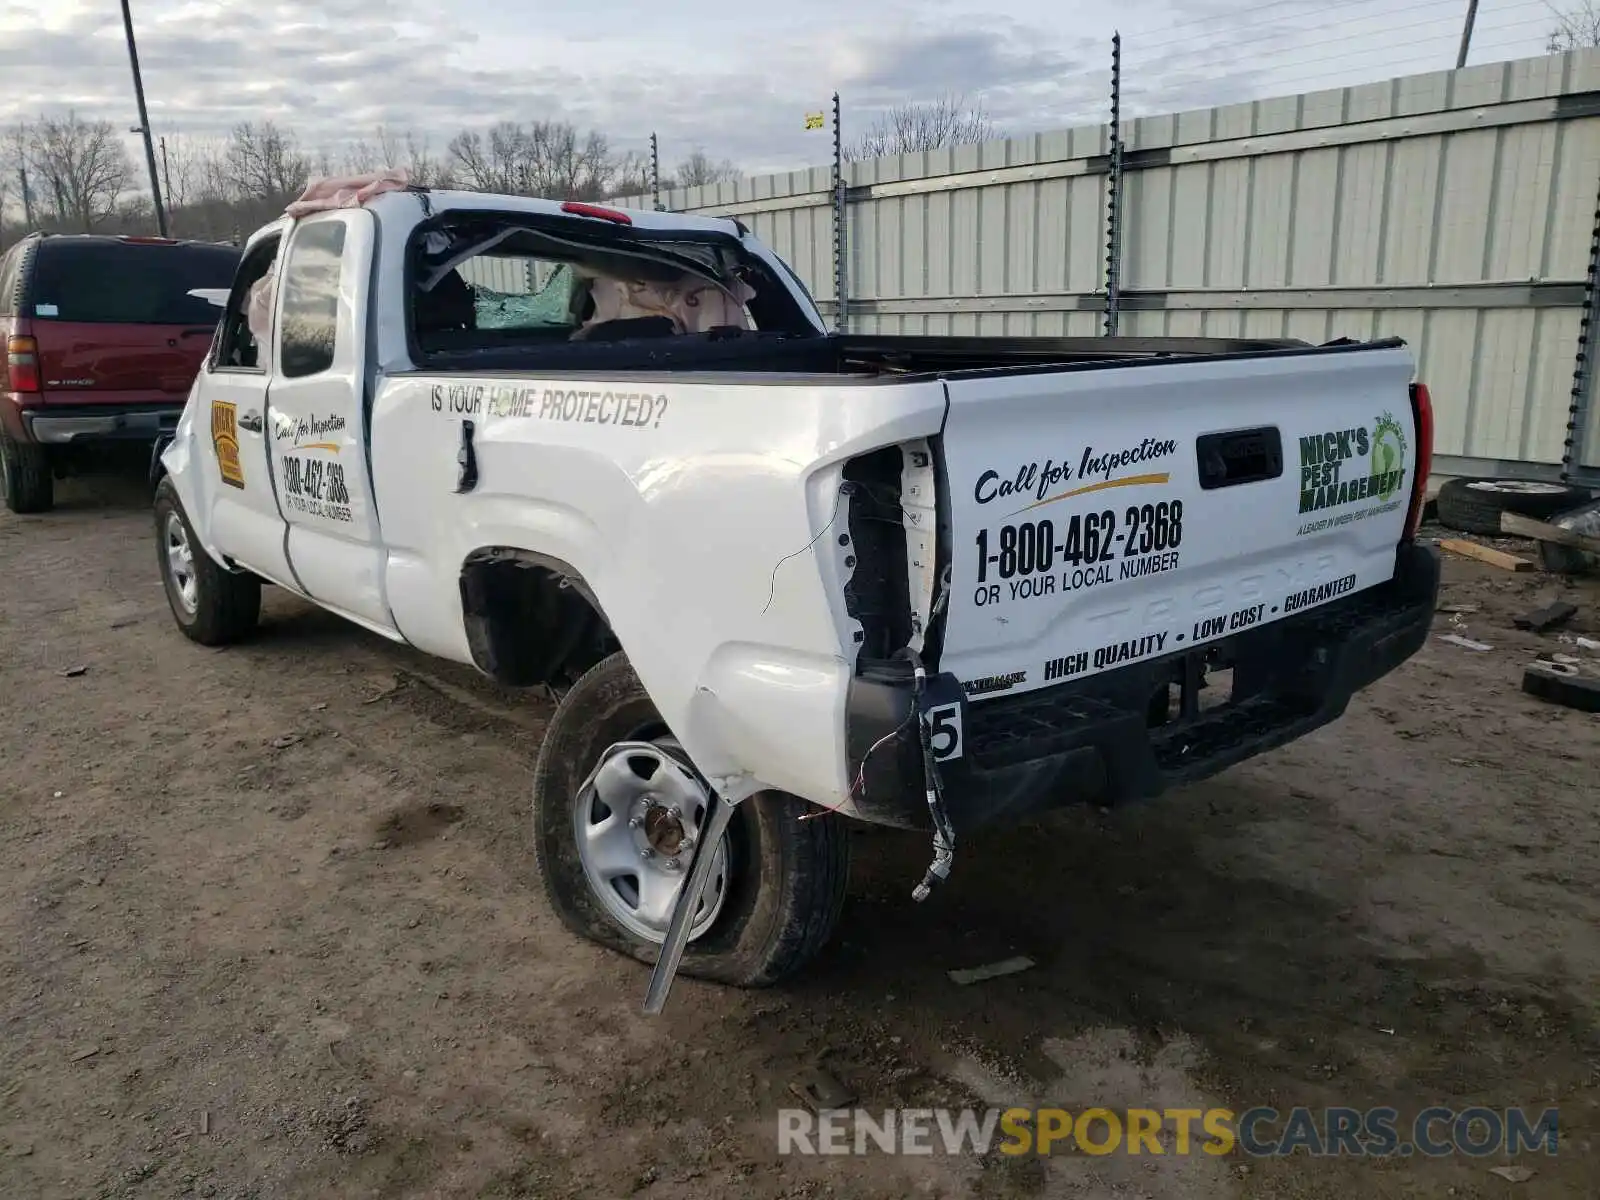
[925,702,964,762]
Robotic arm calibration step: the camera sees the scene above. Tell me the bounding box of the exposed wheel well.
[458,548,618,687]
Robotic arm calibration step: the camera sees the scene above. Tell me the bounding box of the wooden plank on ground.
[1438,538,1535,572]
[1500,511,1600,554]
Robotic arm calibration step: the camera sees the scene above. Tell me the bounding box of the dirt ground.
[1,469,1597,1200]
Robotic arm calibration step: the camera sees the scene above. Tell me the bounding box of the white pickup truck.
[151,186,1440,1012]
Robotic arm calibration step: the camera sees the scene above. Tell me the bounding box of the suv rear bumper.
[843,542,1441,832]
[21,403,184,445]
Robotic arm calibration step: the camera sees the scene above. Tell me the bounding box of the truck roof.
[369,188,748,239]
[241,187,750,254]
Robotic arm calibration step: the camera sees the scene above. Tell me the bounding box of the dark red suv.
[0,232,242,512]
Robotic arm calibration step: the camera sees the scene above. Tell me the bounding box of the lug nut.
[639,848,654,860]
[663,858,680,871]
[628,815,643,829]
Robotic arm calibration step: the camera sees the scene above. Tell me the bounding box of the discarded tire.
[1522,662,1600,714]
[1434,477,1591,537]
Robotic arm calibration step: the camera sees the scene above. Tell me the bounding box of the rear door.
[28,238,239,408]
[936,344,1420,701]
[266,210,394,635]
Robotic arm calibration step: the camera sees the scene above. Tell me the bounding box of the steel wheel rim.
[1465,480,1568,495]
[571,738,730,945]
[163,512,199,615]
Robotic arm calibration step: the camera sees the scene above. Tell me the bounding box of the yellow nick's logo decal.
[210,400,245,489]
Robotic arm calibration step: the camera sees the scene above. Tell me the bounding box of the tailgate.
[35,320,215,404]
[936,343,1419,701]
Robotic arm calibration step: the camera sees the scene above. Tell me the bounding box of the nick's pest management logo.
[1297,412,1407,516]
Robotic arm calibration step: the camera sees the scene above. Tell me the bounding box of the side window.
[213,238,280,372]
[279,221,347,379]
[0,245,22,320]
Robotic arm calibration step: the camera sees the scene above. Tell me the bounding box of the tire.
[0,429,53,513]
[531,651,850,988]
[1434,477,1592,537]
[153,477,261,646]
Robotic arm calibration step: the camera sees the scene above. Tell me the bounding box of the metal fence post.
[650,132,663,212]
[833,91,848,334]
[1561,167,1600,483]
[1104,32,1124,337]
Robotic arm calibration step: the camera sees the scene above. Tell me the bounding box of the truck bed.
[399,331,1321,381]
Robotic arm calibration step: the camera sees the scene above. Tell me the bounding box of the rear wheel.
[0,430,53,513]
[531,651,850,987]
[154,477,261,645]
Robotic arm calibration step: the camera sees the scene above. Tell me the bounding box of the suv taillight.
[7,335,39,393]
[1404,381,1434,542]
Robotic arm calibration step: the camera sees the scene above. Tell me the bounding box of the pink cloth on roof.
[285,168,411,218]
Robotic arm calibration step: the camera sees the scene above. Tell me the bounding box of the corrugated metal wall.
[617,50,1600,482]
[457,255,536,294]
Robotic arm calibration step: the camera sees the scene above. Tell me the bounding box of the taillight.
[7,335,39,393]
[1404,381,1434,541]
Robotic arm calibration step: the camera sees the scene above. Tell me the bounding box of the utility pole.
[1455,0,1479,69]
[119,0,168,237]
[159,135,174,231]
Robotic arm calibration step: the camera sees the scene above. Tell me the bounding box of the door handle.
[238,409,263,433]
[455,419,478,493]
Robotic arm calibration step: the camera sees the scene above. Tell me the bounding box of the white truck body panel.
[368,372,947,804]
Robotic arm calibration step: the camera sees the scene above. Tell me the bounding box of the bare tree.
[155,132,219,212]
[1547,0,1600,50]
[221,121,311,205]
[844,94,1000,161]
[372,126,444,186]
[672,149,739,189]
[609,149,653,199]
[25,112,132,231]
[447,120,616,199]
[0,124,26,227]
[341,127,422,178]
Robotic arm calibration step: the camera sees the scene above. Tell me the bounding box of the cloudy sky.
[0,0,1567,176]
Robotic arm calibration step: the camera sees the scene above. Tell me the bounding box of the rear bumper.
[20,403,184,446]
[844,542,1441,832]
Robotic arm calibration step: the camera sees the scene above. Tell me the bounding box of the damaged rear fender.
[158,397,230,568]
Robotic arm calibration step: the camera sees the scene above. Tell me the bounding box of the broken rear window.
[407,214,816,363]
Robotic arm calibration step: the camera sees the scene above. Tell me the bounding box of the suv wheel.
[532,651,850,988]
[154,477,261,645]
[0,430,53,513]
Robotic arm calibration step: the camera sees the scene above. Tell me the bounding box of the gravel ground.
[0,469,1596,1199]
